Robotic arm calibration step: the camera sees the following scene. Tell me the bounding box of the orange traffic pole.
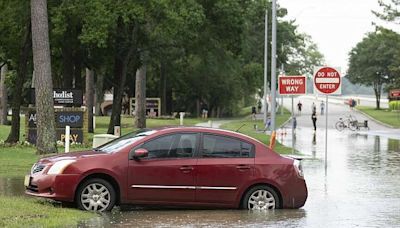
[269,130,276,149]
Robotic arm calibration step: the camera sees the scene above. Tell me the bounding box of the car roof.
[151,126,263,144]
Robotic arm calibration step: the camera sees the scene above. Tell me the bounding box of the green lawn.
[0,196,93,227]
[220,108,294,154]
[356,106,400,128]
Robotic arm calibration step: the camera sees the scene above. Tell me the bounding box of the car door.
[128,133,198,204]
[195,133,255,205]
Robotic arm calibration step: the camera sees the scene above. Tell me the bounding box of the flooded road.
[76,127,400,227]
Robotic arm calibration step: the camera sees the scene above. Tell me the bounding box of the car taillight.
[293,159,304,178]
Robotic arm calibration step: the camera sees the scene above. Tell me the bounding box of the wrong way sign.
[313,66,341,95]
[278,75,307,95]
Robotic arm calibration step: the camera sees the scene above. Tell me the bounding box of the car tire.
[242,185,280,210]
[76,178,116,212]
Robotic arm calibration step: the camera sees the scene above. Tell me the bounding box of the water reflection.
[79,209,308,227]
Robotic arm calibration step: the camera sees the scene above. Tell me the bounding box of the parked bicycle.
[335,115,358,131]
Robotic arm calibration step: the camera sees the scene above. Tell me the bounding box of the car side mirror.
[131,148,148,160]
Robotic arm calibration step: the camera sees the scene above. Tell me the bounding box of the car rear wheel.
[242,185,280,210]
[76,178,116,212]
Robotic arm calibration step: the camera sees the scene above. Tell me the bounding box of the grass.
[0,196,93,227]
[220,107,294,154]
[356,106,400,128]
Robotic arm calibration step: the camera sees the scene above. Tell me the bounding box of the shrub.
[389,100,400,111]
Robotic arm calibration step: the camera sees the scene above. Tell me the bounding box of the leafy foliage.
[347,28,400,109]
[0,0,324,129]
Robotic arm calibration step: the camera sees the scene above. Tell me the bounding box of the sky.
[279,0,395,74]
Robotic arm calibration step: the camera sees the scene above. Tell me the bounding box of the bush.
[389,100,400,111]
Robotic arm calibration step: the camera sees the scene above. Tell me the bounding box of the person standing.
[201,102,208,119]
[297,101,302,115]
[320,101,325,115]
[311,102,316,113]
[251,106,257,120]
[311,110,317,131]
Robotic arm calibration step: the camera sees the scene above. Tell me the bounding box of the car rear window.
[202,134,254,158]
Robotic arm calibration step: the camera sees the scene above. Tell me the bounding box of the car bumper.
[282,178,308,208]
[25,173,80,202]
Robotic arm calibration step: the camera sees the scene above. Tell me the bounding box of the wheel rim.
[80,183,111,212]
[247,189,276,210]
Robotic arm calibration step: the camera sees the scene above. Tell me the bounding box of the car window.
[202,134,254,158]
[97,130,156,153]
[142,133,197,159]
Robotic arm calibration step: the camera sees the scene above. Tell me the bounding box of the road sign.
[313,67,341,95]
[278,75,307,95]
[389,89,400,100]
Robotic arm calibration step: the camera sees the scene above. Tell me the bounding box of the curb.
[353,108,395,129]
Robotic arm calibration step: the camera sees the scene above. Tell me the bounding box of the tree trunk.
[107,19,137,134]
[73,52,82,89]
[95,73,104,116]
[196,99,200,118]
[31,0,57,154]
[62,42,74,88]
[160,61,167,116]
[85,68,94,133]
[0,64,8,125]
[373,81,381,110]
[6,21,31,143]
[135,64,146,129]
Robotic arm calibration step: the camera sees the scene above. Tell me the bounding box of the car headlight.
[47,160,76,175]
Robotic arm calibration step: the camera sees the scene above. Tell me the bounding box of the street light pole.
[270,0,277,130]
[263,9,268,125]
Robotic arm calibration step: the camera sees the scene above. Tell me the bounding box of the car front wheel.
[76,178,116,212]
[242,185,280,210]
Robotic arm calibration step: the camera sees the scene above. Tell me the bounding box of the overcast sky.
[279,0,393,73]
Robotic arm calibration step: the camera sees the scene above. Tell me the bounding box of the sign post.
[313,66,341,173]
[278,75,307,154]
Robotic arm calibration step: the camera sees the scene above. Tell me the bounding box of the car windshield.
[95,129,157,153]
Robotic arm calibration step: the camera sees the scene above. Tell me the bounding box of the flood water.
[2,127,400,227]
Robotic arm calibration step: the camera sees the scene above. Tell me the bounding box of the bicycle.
[335,115,358,131]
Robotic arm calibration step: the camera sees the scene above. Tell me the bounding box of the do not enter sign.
[313,66,341,95]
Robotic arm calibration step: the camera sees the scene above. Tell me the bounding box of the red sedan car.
[25,127,307,212]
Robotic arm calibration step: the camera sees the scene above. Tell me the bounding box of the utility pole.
[263,9,268,125]
[270,0,277,130]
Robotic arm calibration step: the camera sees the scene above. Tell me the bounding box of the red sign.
[278,75,307,95]
[389,89,400,98]
[313,67,341,94]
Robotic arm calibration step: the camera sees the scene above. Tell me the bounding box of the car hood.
[38,150,107,164]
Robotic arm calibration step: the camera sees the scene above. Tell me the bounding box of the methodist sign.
[30,88,83,107]
[313,66,341,95]
[278,75,307,95]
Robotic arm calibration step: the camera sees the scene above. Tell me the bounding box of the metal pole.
[270,0,277,130]
[263,9,268,125]
[65,125,70,153]
[291,95,294,154]
[325,95,328,172]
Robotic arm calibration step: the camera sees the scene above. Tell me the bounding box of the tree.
[0,63,8,125]
[0,1,32,143]
[347,28,400,109]
[135,64,146,128]
[85,68,94,133]
[374,0,400,23]
[31,0,57,153]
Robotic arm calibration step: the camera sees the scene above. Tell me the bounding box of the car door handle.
[236,165,251,171]
[179,166,194,173]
